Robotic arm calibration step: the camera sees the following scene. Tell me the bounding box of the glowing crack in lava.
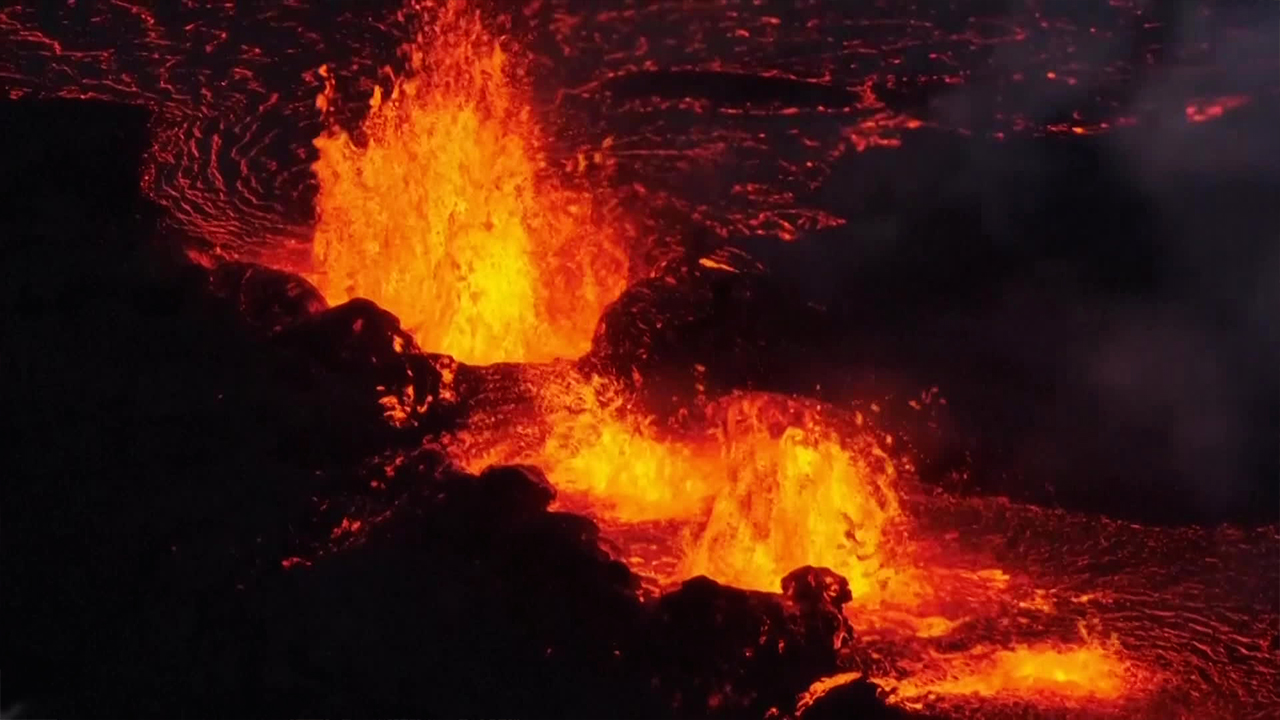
[308,0,627,365]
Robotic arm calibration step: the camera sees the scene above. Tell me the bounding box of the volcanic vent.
[2,0,1278,718]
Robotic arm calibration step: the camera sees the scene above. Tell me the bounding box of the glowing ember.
[309,0,627,364]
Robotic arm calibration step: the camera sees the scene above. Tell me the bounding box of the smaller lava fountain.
[454,373,909,599]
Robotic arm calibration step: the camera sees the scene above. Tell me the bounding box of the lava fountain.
[283,1,1267,717]
[303,2,1151,714]
[3,0,1277,716]
[308,0,627,365]
[465,373,914,600]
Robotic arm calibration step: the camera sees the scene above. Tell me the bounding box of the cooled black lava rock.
[276,297,414,370]
[208,261,328,334]
[641,569,890,719]
[473,464,558,523]
[794,675,911,720]
[584,249,830,409]
[253,459,654,718]
[781,566,856,665]
[273,297,446,430]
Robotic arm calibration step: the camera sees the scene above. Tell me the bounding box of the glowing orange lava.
[886,641,1134,705]
[296,4,1244,717]
[1185,95,1252,123]
[799,636,1137,717]
[677,393,906,597]
[451,370,1146,714]
[454,371,915,599]
[309,0,627,365]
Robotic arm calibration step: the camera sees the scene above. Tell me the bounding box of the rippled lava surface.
[5,0,1274,256]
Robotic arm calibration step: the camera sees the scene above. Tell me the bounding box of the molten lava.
[8,0,1276,716]
[298,10,1237,715]
[309,0,627,365]
[525,378,909,598]
[801,637,1136,718]
[447,369,1158,717]
[883,639,1135,707]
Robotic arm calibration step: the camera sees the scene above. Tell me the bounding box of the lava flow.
[455,374,911,599]
[298,2,1272,718]
[285,4,1254,712]
[4,0,1276,718]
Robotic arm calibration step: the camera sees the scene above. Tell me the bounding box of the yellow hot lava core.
[309,0,626,365]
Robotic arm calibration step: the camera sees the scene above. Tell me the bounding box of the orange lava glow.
[308,0,627,364]
[799,637,1138,717]
[885,641,1133,705]
[449,369,1156,717]
[5,0,1274,716]
[454,373,913,599]
[677,394,905,597]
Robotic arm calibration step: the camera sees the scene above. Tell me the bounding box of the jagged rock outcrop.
[207,261,328,335]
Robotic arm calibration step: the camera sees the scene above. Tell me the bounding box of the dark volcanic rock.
[474,464,558,523]
[584,249,831,410]
[254,459,654,718]
[781,566,856,666]
[273,297,447,432]
[208,261,328,334]
[276,297,416,370]
[794,675,910,720]
[642,571,887,719]
[0,99,151,231]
